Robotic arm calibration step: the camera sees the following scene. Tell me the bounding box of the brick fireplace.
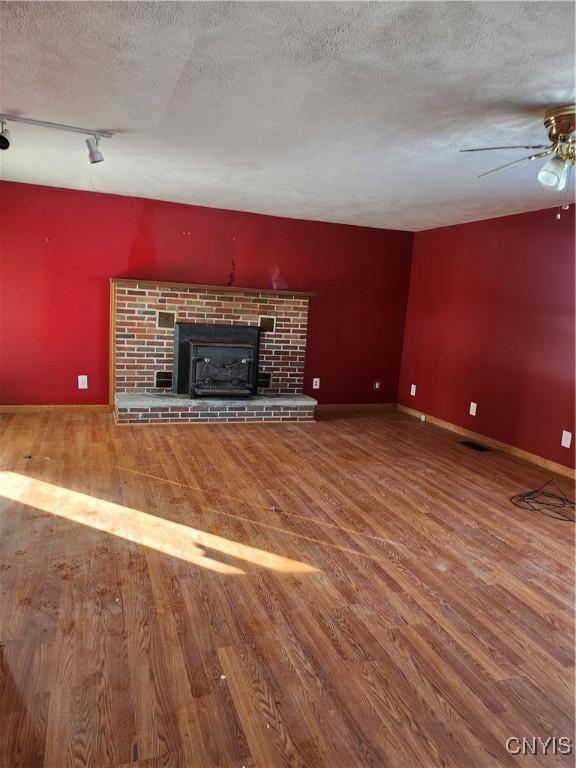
[110,278,317,423]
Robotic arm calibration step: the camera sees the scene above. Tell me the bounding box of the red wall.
[0,181,413,406]
[3,182,573,468]
[398,207,576,468]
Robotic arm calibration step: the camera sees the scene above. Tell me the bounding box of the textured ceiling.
[0,1,574,231]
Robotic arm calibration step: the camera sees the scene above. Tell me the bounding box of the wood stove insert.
[174,323,260,398]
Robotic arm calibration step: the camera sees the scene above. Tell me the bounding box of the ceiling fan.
[460,104,575,216]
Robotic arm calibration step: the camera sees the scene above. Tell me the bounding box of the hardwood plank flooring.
[0,409,574,767]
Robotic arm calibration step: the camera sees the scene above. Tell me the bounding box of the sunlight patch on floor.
[0,472,319,575]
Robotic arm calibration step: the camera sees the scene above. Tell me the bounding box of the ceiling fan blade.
[478,148,554,178]
[478,156,533,177]
[460,144,550,152]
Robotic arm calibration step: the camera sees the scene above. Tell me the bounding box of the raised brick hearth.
[110,279,316,424]
[115,393,317,424]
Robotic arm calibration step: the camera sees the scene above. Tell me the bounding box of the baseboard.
[316,403,396,411]
[397,404,575,480]
[0,405,113,413]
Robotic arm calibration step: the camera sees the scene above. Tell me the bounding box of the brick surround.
[110,279,315,424]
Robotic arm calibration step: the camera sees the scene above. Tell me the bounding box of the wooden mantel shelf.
[110,277,315,298]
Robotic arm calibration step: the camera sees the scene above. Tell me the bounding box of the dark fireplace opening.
[173,323,260,398]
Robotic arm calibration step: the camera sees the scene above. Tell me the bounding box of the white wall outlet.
[420,414,426,423]
[78,375,88,390]
[410,384,416,397]
[469,401,477,416]
[561,430,572,449]
[312,378,320,390]
[374,380,381,390]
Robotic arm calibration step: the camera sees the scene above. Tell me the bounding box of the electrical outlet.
[469,401,477,416]
[561,430,572,449]
[374,381,381,390]
[312,378,320,390]
[78,375,88,390]
[420,414,426,423]
[410,384,416,397]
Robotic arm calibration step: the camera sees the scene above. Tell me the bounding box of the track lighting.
[537,155,568,190]
[0,122,10,150]
[0,113,113,164]
[86,136,104,164]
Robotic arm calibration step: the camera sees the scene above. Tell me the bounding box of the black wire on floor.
[510,478,576,522]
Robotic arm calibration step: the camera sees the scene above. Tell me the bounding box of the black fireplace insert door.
[188,342,256,397]
[173,322,261,398]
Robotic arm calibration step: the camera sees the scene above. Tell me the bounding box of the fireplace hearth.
[174,322,260,398]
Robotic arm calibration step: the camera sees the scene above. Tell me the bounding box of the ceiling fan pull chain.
[556,164,574,220]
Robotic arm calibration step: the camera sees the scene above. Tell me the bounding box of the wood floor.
[0,409,574,768]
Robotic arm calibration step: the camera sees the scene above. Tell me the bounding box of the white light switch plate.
[78,375,88,390]
[469,401,477,416]
[312,378,320,390]
[561,430,572,449]
[410,384,416,397]
[374,381,381,390]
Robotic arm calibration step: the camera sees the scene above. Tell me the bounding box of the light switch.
[410,384,416,397]
[78,375,88,390]
[561,430,572,449]
[469,401,477,416]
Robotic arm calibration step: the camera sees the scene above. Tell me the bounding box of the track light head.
[0,122,10,150]
[86,136,104,164]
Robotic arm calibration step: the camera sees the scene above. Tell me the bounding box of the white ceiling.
[0,1,574,231]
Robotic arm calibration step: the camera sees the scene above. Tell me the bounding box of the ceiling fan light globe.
[537,156,568,190]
